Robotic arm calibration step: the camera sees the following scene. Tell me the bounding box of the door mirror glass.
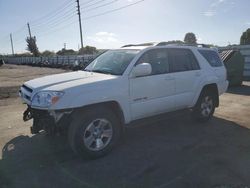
[132,63,152,77]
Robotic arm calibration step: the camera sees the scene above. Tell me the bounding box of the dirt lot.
[0,64,250,188]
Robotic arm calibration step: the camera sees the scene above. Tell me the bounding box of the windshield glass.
[85,50,140,75]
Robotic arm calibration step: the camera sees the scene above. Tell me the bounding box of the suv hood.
[24,71,117,91]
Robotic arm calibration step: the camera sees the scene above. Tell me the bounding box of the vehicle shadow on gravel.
[1,114,250,188]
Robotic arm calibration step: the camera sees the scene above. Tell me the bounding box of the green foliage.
[184,32,197,44]
[26,36,39,57]
[56,48,76,56]
[78,46,98,55]
[14,52,33,57]
[240,28,250,45]
[42,50,55,57]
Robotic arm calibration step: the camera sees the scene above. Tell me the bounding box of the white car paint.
[20,45,229,124]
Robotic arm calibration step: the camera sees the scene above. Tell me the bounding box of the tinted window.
[169,49,200,72]
[137,49,170,75]
[198,50,223,67]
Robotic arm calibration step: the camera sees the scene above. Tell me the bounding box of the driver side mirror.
[132,63,152,77]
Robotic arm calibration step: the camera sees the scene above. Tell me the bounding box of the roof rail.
[121,42,212,48]
[156,42,211,48]
[121,42,155,48]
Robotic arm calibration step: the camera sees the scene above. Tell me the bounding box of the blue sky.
[0,0,250,54]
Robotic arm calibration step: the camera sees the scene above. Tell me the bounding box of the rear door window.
[168,48,200,72]
[198,50,223,67]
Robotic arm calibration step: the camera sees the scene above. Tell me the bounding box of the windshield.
[84,50,140,75]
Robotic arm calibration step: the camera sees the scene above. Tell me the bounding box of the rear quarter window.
[198,50,223,67]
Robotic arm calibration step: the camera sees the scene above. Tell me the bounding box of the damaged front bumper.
[23,106,73,135]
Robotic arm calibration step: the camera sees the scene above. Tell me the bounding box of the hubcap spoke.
[83,118,113,151]
[96,138,104,149]
[201,96,213,117]
[86,122,95,133]
[84,135,95,148]
[102,129,112,138]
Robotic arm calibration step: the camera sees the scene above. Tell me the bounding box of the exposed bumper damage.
[23,106,73,135]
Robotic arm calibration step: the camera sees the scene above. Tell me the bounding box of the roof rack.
[121,42,156,48]
[156,42,211,48]
[121,42,212,49]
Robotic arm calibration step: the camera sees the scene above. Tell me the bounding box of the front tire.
[192,90,216,122]
[68,107,122,159]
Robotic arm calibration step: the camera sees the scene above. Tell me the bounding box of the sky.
[0,0,250,54]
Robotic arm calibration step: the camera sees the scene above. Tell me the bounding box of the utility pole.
[76,0,83,49]
[64,43,66,49]
[10,33,14,56]
[27,22,32,38]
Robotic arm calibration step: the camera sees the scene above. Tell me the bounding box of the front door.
[129,48,176,120]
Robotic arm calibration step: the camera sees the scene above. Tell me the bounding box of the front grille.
[22,84,33,93]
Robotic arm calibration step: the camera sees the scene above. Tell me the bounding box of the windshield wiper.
[84,69,92,72]
[91,70,113,75]
[84,69,119,75]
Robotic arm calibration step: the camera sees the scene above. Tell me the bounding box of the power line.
[32,0,117,30]
[82,0,119,13]
[36,20,78,38]
[31,5,76,28]
[0,0,74,44]
[35,0,146,39]
[82,0,108,9]
[32,11,76,31]
[32,10,77,35]
[1,0,147,53]
[30,0,75,25]
[83,0,146,20]
[80,0,101,6]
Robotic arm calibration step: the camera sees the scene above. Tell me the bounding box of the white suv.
[20,43,229,158]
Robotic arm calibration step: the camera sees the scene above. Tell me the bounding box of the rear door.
[168,48,201,109]
[198,49,228,94]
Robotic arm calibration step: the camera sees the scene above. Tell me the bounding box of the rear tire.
[68,107,122,159]
[191,90,216,122]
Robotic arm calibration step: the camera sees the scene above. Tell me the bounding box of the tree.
[240,28,250,45]
[56,48,76,56]
[78,46,97,55]
[184,32,197,44]
[42,50,55,57]
[26,36,39,56]
[15,52,32,57]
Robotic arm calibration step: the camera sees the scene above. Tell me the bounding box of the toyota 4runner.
[20,43,229,158]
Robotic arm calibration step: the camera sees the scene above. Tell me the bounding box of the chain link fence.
[3,55,96,70]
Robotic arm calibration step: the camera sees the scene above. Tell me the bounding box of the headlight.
[31,91,64,108]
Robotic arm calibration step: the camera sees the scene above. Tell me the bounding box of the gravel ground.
[0,65,250,188]
[0,64,67,99]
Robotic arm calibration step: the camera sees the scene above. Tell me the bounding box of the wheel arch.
[199,83,219,107]
[72,101,125,125]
